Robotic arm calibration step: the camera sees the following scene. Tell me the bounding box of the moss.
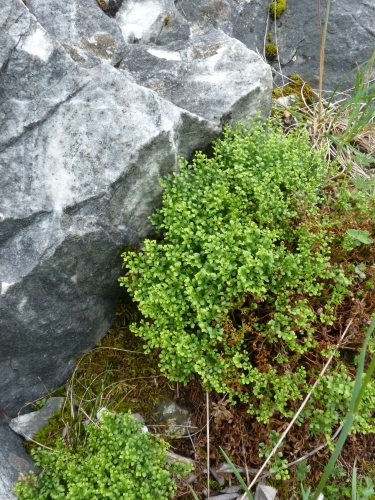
[24,409,69,454]
[273,74,315,106]
[70,294,164,419]
[24,293,165,454]
[267,32,273,42]
[265,43,278,60]
[269,0,287,19]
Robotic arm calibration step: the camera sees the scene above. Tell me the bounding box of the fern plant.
[120,118,375,431]
[15,411,190,500]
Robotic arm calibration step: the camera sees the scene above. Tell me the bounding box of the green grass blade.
[219,447,254,500]
[189,486,200,500]
[351,317,375,412]
[312,414,355,500]
[300,483,312,500]
[352,459,357,500]
[355,351,375,412]
[326,53,375,112]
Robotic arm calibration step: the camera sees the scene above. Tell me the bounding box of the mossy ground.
[24,290,168,455]
[24,281,375,499]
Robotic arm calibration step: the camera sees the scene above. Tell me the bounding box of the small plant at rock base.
[15,411,191,500]
[259,432,290,481]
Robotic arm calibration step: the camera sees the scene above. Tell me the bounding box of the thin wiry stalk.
[318,0,332,123]
[273,1,284,86]
[239,319,353,500]
[262,6,269,60]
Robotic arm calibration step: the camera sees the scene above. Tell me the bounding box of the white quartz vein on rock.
[147,48,181,61]
[20,24,53,61]
[116,0,164,42]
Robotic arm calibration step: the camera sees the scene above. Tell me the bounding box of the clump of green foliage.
[273,74,315,106]
[269,0,286,19]
[265,43,278,60]
[121,118,375,435]
[15,411,190,500]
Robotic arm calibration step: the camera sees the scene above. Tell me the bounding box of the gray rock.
[222,486,243,493]
[152,398,191,437]
[120,29,273,127]
[27,0,128,67]
[96,408,146,428]
[0,0,216,417]
[0,0,271,417]
[210,466,225,486]
[9,397,64,441]
[116,0,191,46]
[271,0,375,90]
[208,494,239,500]
[217,462,246,474]
[131,412,145,424]
[0,421,38,500]
[254,483,278,500]
[175,0,375,92]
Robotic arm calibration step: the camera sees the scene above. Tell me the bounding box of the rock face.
[9,397,64,442]
[175,0,375,91]
[0,417,38,500]
[119,29,272,127]
[26,0,128,67]
[0,0,272,420]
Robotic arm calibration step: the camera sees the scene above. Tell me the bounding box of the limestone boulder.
[0,417,38,500]
[174,0,375,91]
[119,29,272,127]
[0,0,272,418]
[26,0,128,67]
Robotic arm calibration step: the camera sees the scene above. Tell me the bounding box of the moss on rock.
[269,0,287,19]
[265,43,278,60]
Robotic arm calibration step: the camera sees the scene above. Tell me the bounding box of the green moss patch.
[269,0,286,19]
[265,43,278,59]
[273,74,315,106]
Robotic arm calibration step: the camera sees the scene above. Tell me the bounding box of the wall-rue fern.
[15,411,191,500]
[120,119,375,435]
